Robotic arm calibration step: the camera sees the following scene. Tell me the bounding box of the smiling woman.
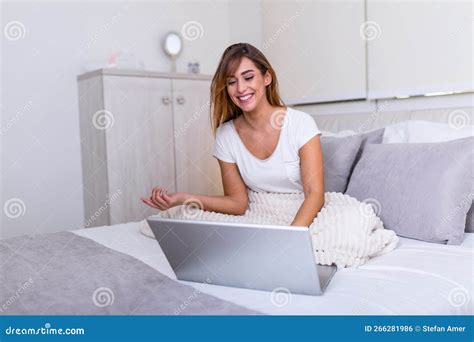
[143,43,325,227]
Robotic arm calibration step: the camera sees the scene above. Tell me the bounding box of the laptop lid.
[147,217,336,296]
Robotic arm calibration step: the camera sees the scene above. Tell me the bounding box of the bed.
[74,221,474,315]
[1,221,474,315]
[1,219,471,315]
[1,100,472,315]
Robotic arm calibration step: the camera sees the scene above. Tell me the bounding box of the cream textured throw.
[141,191,399,269]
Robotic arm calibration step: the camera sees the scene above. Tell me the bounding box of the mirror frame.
[162,31,183,59]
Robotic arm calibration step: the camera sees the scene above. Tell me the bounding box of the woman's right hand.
[141,187,187,211]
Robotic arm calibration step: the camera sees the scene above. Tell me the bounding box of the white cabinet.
[366,1,472,99]
[263,1,472,104]
[77,69,222,227]
[172,79,223,196]
[262,0,366,104]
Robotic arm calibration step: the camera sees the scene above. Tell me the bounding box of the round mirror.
[162,31,183,58]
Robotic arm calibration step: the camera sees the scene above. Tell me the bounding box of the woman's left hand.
[141,187,186,211]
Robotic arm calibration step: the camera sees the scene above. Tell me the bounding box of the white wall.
[0,0,262,238]
[1,0,471,239]
[228,0,263,47]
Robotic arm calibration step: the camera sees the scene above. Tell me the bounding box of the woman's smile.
[236,92,255,105]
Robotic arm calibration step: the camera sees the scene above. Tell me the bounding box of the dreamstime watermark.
[0,278,34,313]
[3,198,26,219]
[84,189,122,227]
[351,278,384,314]
[440,192,473,226]
[448,109,470,130]
[448,287,471,308]
[81,3,135,53]
[270,287,292,307]
[262,12,300,50]
[356,110,380,133]
[4,322,85,336]
[4,20,26,41]
[270,108,290,130]
[181,198,204,219]
[92,287,115,307]
[359,21,381,41]
[353,98,391,133]
[181,21,204,41]
[92,109,115,130]
[174,278,212,315]
[0,100,33,136]
[360,198,382,218]
[174,100,210,139]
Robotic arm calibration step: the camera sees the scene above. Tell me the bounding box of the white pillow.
[321,129,356,137]
[382,121,409,143]
[382,120,474,144]
[406,120,474,143]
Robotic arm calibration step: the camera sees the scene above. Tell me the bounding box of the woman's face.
[226,57,272,112]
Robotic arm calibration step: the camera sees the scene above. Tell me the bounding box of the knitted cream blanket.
[140,191,399,269]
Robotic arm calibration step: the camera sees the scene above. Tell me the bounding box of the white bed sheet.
[73,220,474,315]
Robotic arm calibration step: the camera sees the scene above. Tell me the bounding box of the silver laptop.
[147,217,337,296]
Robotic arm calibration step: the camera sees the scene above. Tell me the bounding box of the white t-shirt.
[213,107,321,193]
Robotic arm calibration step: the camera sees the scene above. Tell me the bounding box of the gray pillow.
[321,128,385,193]
[466,209,474,232]
[345,137,474,245]
[321,135,363,192]
[352,128,385,173]
[464,161,474,233]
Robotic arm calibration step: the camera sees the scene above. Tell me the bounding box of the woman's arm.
[180,159,249,215]
[290,134,325,227]
[142,159,249,215]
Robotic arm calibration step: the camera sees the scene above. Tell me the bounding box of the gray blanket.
[0,231,261,315]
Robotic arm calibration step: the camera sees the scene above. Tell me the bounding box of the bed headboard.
[294,93,473,133]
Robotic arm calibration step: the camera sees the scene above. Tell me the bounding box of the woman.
[142,43,325,227]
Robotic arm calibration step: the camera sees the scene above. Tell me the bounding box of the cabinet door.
[367,1,472,98]
[262,0,366,104]
[78,76,110,228]
[172,79,223,196]
[103,76,176,225]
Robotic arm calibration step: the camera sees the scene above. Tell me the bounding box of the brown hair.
[210,43,285,135]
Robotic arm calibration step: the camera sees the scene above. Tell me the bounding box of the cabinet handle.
[162,96,171,105]
[176,96,186,105]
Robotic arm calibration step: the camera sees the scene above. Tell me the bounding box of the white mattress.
[73,220,474,315]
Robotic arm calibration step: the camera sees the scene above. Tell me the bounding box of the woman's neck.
[241,101,279,131]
